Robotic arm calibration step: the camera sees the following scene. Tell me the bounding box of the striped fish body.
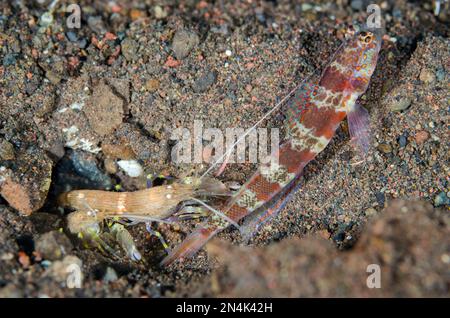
[161,29,382,266]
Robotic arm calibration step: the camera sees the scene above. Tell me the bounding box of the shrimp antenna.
[199,34,351,180]
[189,197,241,230]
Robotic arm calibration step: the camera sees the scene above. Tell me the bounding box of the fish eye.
[359,31,373,44]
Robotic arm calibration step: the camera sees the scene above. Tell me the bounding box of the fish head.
[344,28,383,94]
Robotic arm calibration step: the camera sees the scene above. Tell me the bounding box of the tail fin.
[160,225,219,266]
[240,174,303,243]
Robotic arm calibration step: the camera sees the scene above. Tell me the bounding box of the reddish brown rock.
[415,130,430,144]
[84,81,125,136]
[0,149,52,215]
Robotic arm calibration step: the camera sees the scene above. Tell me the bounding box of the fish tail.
[160,225,219,266]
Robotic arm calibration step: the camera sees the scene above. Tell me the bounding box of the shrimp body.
[61,177,229,260]
[61,183,198,220]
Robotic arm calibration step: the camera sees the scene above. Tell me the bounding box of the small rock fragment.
[69,151,112,189]
[398,135,407,148]
[0,149,52,215]
[377,143,392,153]
[129,9,146,21]
[172,29,199,60]
[390,97,411,112]
[419,68,436,84]
[103,267,119,283]
[0,139,15,160]
[434,192,449,207]
[192,71,217,93]
[365,207,377,216]
[104,158,118,174]
[154,6,168,19]
[46,255,83,286]
[415,130,430,145]
[145,79,160,92]
[45,70,62,85]
[18,251,30,268]
[84,81,124,136]
[102,143,136,159]
[121,38,139,62]
[117,160,143,177]
[35,231,73,261]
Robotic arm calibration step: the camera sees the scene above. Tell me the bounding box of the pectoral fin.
[347,103,371,157]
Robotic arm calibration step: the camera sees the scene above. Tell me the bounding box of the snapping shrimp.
[60,177,230,260]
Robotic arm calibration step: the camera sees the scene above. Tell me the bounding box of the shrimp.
[61,177,230,260]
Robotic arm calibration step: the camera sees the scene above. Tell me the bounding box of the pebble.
[435,67,445,82]
[398,135,407,148]
[87,16,106,34]
[365,208,377,217]
[3,53,17,66]
[117,160,143,177]
[45,70,62,85]
[35,231,73,261]
[332,231,345,242]
[102,143,136,159]
[39,12,53,27]
[103,267,119,283]
[129,9,146,21]
[104,158,117,174]
[434,192,449,207]
[419,68,436,84]
[301,3,314,11]
[121,38,139,62]
[84,81,124,136]
[154,5,168,19]
[46,255,83,285]
[172,29,199,60]
[145,79,160,92]
[0,139,15,160]
[415,130,430,145]
[0,147,52,215]
[377,143,392,153]
[350,0,364,11]
[77,38,88,49]
[0,252,14,261]
[70,151,113,189]
[389,97,411,112]
[66,31,78,42]
[192,71,217,93]
[375,192,386,207]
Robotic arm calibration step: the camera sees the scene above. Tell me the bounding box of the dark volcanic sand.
[0,1,448,297]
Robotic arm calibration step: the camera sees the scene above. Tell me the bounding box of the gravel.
[0,0,448,297]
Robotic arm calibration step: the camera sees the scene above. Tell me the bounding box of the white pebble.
[117,160,143,178]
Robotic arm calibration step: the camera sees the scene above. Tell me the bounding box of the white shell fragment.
[117,160,143,178]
